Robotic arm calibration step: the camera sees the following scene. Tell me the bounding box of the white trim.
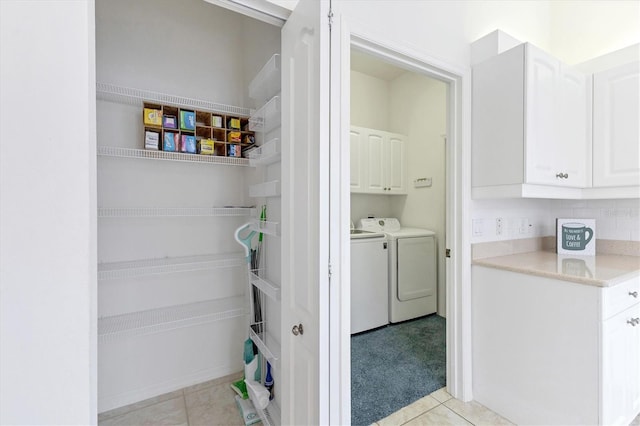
[329,11,353,426]
[338,15,473,409]
[472,183,640,200]
[202,0,291,27]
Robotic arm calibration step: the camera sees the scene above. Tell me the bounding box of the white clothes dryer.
[358,218,437,323]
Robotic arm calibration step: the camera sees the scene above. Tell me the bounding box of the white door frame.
[330,16,473,424]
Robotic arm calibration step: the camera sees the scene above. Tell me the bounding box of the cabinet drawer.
[602,276,640,320]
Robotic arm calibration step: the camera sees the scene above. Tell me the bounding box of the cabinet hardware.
[292,323,304,336]
[629,291,638,298]
[555,172,569,179]
[627,318,640,326]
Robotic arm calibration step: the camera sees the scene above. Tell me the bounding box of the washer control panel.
[358,218,401,232]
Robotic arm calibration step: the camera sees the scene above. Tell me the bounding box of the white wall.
[96,0,279,107]
[471,198,640,243]
[0,1,97,424]
[350,70,390,129]
[350,70,394,223]
[549,1,640,65]
[339,1,552,70]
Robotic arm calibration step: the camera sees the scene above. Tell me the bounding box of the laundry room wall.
[350,70,394,223]
[388,73,447,315]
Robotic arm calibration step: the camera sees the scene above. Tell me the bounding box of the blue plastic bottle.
[264,362,274,401]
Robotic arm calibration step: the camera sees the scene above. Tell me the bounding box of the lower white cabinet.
[593,61,640,188]
[472,266,640,425]
[350,125,407,194]
[602,302,640,425]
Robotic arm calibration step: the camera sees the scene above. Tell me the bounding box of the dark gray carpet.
[351,314,446,425]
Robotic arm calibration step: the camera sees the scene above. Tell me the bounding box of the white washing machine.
[350,228,388,334]
[358,218,437,323]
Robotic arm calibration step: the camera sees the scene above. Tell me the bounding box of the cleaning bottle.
[264,362,274,400]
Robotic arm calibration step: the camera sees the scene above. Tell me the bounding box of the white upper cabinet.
[350,128,365,192]
[350,126,407,195]
[593,61,640,187]
[473,43,591,196]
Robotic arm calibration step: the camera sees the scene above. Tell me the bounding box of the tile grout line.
[399,401,443,426]
[441,403,476,426]
[182,389,190,426]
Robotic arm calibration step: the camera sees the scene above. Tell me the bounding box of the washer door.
[397,236,436,301]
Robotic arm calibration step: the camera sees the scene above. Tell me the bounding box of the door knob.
[292,323,304,336]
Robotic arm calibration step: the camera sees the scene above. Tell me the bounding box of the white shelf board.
[98,146,250,167]
[98,253,245,281]
[98,207,256,218]
[249,219,280,237]
[249,180,281,198]
[96,82,252,116]
[249,325,280,367]
[98,296,245,343]
[248,138,281,166]
[250,271,281,301]
[249,96,281,134]
[249,54,281,103]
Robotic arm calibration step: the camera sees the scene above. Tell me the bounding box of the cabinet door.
[556,66,590,188]
[386,133,407,194]
[365,130,385,193]
[349,127,366,192]
[525,45,560,185]
[593,61,640,187]
[601,303,640,425]
[525,45,590,188]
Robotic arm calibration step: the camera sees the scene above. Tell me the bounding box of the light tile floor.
[375,387,513,426]
[99,375,640,426]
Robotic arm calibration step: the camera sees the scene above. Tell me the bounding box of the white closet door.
[281,0,334,424]
[396,236,436,301]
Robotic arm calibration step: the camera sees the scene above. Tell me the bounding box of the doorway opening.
[348,46,450,425]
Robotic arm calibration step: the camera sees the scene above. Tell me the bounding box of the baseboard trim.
[98,363,239,413]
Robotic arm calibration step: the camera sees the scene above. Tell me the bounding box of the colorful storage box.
[198,139,215,155]
[212,115,223,128]
[228,131,241,143]
[145,130,160,150]
[163,132,178,152]
[181,135,196,154]
[180,110,195,131]
[228,144,241,157]
[143,108,162,127]
[163,115,177,129]
[227,118,241,130]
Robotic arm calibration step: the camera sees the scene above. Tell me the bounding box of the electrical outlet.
[496,218,503,236]
[519,218,528,234]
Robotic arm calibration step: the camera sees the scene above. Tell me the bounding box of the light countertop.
[473,251,640,287]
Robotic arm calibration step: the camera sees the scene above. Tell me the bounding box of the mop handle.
[234,223,256,263]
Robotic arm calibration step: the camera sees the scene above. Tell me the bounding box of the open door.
[281,0,338,424]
